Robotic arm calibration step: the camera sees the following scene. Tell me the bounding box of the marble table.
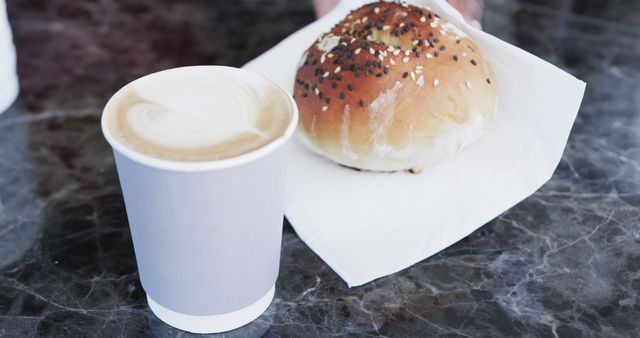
[1,0,639,336]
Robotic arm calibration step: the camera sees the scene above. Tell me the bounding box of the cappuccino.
[105,66,293,162]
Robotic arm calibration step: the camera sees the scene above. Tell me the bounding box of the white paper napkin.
[0,0,18,113]
[244,0,586,287]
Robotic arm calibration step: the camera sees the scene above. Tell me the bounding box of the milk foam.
[106,67,292,162]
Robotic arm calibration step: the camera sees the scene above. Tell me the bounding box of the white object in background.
[102,66,299,333]
[0,0,18,113]
[244,0,586,287]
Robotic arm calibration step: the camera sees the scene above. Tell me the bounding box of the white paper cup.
[101,66,298,334]
[0,0,18,113]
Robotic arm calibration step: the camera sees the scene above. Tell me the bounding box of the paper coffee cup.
[101,66,298,333]
[0,0,18,113]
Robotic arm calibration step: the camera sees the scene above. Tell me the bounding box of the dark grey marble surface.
[1,0,639,337]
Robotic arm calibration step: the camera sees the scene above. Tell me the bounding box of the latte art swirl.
[105,67,292,162]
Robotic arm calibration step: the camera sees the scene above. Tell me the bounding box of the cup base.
[147,285,275,334]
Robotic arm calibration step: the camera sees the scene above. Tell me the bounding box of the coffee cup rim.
[101,65,299,172]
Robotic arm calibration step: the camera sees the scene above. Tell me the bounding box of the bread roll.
[293,1,497,173]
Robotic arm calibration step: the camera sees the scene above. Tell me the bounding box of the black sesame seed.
[349,64,355,71]
[434,51,440,57]
[429,31,434,37]
[355,70,361,77]
[456,39,461,44]
[376,73,382,77]
[336,74,342,81]
[359,99,365,107]
[340,92,345,99]
[428,13,433,19]
[347,84,353,91]
[369,66,375,74]
[383,66,389,74]
[331,82,337,89]
[326,98,331,103]
[471,59,478,65]
[365,59,371,66]
[292,94,295,99]
[453,55,458,61]
[403,72,409,78]
[486,78,491,84]
[439,45,446,51]
[363,42,370,49]
[302,92,308,97]
[304,83,309,90]
[318,92,323,99]
[434,38,440,43]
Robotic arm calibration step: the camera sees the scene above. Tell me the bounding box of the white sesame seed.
[328,53,334,58]
[420,16,426,22]
[403,57,410,63]
[404,50,411,56]
[378,54,384,61]
[416,65,423,69]
[393,50,401,56]
[433,79,440,87]
[410,72,416,80]
[322,106,328,112]
[323,71,329,78]
[402,11,408,17]
[399,23,405,28]
[363,16,368,23]
[390,58,396,65]
[355,48,361,55]
[387,46,395,52]
[426,53,433,58]
[462,52,468,57]
[383,25,391,31]
[413,40,419,46]
[351,37,357,43]
[334,66,341,73]
[341,42,348,46]
[366,36,373,41]
[401,3,408,8]
[440,29,447,35]
[415,69,422,74]
[321,54,326,63]
[315,88,320,95]
[455,35,461,40]
[430,22,437,28]
[382,50,388,57]
[369,48,375,55]
[466,81,472,88]
[374,7,380,14]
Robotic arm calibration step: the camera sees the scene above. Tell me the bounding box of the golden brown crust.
[294,1,497,172]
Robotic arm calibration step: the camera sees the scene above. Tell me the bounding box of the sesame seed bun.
[293,1,497,173]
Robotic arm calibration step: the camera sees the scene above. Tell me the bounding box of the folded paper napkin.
[244,0,586,287]
[0,0,18,113]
